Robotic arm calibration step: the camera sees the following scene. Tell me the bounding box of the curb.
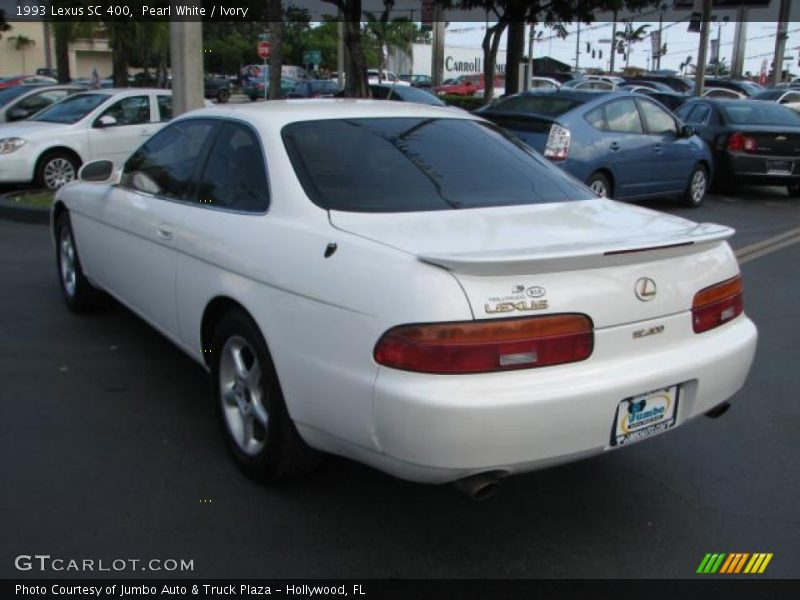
[0,192,50,225]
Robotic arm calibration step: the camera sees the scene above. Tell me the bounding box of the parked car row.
[474,86,800,205]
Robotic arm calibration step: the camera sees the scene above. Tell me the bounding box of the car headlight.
[0,138,26,154]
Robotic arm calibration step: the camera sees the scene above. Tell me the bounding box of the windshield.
[721,102,800,126]
[0,85,38,107]
[489,94,585,117]
[282,117,588,212]
[32,93,107,124]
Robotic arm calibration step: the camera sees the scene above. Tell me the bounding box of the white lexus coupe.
[52,100,758,497]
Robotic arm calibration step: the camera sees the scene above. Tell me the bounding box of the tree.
[269,0,284,99]
[441,1,659,102]
[615,21,650,70]
[680,55,693,76]
[364,1,418,79]
[321,0,369,97]
[0,10,11,42]
[8,35,35,73]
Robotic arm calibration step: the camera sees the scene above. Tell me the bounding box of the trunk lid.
[732,126,800,157]
[330,199,737,329]
[479,111,554,153]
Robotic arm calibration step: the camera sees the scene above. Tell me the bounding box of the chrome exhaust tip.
[705,401,731,419]
[452,471,503,501]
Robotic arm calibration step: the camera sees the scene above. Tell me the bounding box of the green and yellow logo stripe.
[696,552,773,574]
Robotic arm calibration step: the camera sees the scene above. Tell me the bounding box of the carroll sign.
[445,56,506,74]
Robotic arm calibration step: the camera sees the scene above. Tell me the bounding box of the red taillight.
[544,123,571,161]
[692,276,744,334]
[728,132,758,153]
[374,314,594,374]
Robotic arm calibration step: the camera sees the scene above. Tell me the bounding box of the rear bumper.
[367,313,757,483]
[721,151,800,185]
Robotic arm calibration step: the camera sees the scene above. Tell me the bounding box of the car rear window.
[721,102,800,126]
[491,94,585,116]
[282,117,589,212]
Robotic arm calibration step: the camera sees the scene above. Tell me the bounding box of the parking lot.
[0,185,798,579]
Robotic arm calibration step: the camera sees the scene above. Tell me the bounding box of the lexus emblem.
[635,277,657,302]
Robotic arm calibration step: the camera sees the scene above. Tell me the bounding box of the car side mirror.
[8,107,29,121]
[79,160,114,182]
[680,124,695,138]
[95,115,117,128]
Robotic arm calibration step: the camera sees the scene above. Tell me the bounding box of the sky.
[445,20,798,77]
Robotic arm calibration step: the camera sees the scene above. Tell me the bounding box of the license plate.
[611,386,679,447]
[766,160,793,174]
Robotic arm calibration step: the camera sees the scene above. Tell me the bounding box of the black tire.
[682,163,709,207]
[211,308,319,482]
[55,211,99,313]
[217,89,230,103]
[36,150,81,190]
[788,184,800,197]
[586,171,612,198]
[249,95,258,102]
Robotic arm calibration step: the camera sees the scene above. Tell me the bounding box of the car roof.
[180,99,473,127]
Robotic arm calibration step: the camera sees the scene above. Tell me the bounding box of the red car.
[434,74,504,96]
[0,75,58,89]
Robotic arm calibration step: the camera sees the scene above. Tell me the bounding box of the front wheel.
[682,164,708,207]
[211,309,318,482]
[37,151,80,190]
[217,89,230,103]
[55,211,99,312]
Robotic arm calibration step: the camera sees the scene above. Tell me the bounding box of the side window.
[639,99,678,136]
[96,95,150,127]
[585,106,606,130]
[604,99,643,134]
[18,90,69,112]
[686,104,711,125]
[157,95,172,122]
[784,93,800,103]
[121,119,216,198]
[193,122,269,212]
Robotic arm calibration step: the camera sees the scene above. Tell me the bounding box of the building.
[0,22,112,78]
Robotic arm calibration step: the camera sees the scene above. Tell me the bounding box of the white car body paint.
[54,100,758,484]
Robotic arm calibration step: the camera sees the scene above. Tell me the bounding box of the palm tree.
[363,2,416,80]
[615,22,650,70]
[9,35,35,73]
[680,55,693,77]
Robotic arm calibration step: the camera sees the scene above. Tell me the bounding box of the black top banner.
[0,0,794,23]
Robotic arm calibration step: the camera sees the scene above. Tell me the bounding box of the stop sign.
[258,41,271,60]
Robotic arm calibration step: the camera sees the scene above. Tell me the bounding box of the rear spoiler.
[418,223,734,275]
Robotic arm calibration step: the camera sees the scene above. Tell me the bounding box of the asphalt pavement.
[1,189,798,579]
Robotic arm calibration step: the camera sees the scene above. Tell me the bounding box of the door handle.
[609,141,620,151]
[156,225,174,241]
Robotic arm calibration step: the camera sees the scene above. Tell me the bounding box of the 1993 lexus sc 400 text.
[52,101,757,494]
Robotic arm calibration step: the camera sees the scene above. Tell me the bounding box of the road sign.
[258,41,271,60]
[303,50,322,66]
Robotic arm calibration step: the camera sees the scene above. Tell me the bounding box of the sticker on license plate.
[767,160,793,175]
[611,386,679,447]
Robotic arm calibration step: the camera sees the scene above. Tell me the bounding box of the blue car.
[476,90,713,207]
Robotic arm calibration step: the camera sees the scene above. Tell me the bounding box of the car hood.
[0,120,73,138]
[329,199,732,275]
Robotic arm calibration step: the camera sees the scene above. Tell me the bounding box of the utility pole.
[527,22,535,91]
[729,6,747,79]
[610,12,617,74]
[693,0,712,97]
[170,17,204,116]
[574,22,581,72]
[773,0,791,86]
[337,12,344,88]
[431,6,445,87]
[656,6,664,71]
